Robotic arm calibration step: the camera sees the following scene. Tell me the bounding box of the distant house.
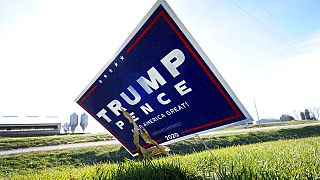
[0,123,61,136]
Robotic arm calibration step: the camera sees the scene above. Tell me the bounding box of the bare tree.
[305,109,311,120]
[293,110,301,120]
[310,106,320,120]
[300,112,306,120]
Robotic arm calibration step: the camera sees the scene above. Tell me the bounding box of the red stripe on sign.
[78,83,162,153]
[127,11,164,53]
[79,103,137,152]
[78,86,137,152]
[161,13,241,118]
[80,9,244,154]
[79,85,97,105]
[180,115,240,134]
[124,10,242,139]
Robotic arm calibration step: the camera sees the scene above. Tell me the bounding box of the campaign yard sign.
[76,0,252,156]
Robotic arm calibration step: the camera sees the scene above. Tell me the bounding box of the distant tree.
[305,109,311,120]
[309,106,320,120]
[293,110,301,120]
[280,114,295,121]
[300,112,306,120]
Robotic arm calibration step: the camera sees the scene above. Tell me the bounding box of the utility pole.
[254,100,260,127]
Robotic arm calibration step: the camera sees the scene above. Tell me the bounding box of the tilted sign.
[76,0,252,156]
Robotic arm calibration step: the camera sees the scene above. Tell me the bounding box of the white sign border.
[76,0,253,156]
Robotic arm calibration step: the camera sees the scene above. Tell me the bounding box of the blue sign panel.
[76,0,251,156]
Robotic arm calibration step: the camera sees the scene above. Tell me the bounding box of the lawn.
[223,120,319,130]
[0,133,113,151]
[7,136,320,179]
[1,125,320,179]
[1,120,318,151]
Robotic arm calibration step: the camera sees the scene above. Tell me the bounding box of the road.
[0,140,119,156]
[1,122,319,156]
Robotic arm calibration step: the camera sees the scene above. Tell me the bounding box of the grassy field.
[223,120,319,130]
[0,133,113,151]
[1,125,320,179]
[1,120,318,151]
[7,136,320,179]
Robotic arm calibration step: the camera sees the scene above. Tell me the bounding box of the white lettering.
[120,86,141,105]
[140,103,154,115]
[107,100,126,116]
[157,92,171,105]
[137,67,167,94]
[115,121,124,130]
[96,109,112,122]
[174,80,192,96]
[161,49,185,78]
[129,112,140,122]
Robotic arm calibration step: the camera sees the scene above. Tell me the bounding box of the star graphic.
[99,80,103,84]
[115,63,118,67]
[103,74,107,78]
[120,56,124,61]
[109,69,113,73]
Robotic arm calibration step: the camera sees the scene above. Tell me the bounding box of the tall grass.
[86,160,201,180]
[2,125,320,178]
[8,160,201,180]
[193,137,320,179]
[8,137,320,180]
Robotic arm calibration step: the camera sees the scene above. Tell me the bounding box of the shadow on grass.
[83,160,202,180]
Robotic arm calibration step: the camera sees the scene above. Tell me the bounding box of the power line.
[253,0,296,37]
[228,0,286,43]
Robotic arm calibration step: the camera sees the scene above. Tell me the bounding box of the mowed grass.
[1,125,320,179]
[223,120,319,130]
[1,121,317,151]
[8,137,320,179]
[0,133,113,151]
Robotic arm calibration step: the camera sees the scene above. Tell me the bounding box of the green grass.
[0,133,113,151]
[1,125,320,179]
[8,137,320,179]
[223,120,319,130]
[172,125,320,154]
[1,120,317,151]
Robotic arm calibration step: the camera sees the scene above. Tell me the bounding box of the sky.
[0,0,320,133]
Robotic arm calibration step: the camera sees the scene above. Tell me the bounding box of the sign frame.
[76,0,252,156]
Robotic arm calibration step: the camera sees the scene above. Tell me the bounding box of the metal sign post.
[76,0,252,156]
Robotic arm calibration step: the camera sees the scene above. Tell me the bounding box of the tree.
[300,112,306,120]
[292,107,319,120]
[280,114,295,121]
[305,109,311,120]
[309,106,320,120]
[293,110,301,120]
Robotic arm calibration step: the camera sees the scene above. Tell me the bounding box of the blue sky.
[0,0,319,133]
